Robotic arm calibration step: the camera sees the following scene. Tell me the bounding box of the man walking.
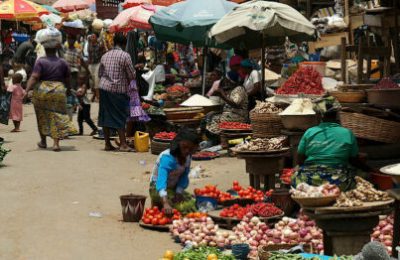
[88,34,104,102]
[98,33,135,152]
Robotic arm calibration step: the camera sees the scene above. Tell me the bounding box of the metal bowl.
[380,163,400,184]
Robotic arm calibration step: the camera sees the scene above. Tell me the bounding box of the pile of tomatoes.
[218,121,251,130]
[281,168,294,184]
[194,185,234,202]
[220,203,282,219]
[232,181,271,202]
[185,212,208,219]
[154,131,177,140]
[141,207,181,226]
[220,204,249,219]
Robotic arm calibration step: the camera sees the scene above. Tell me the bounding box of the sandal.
[37,142,47,149]
[118,147,135,153]
[104,146,117,152]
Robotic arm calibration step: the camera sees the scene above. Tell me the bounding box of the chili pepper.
[276,67,324,95]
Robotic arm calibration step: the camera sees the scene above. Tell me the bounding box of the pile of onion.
[232,213,270,258]
[371,214,394,254]
[170,217,236,248]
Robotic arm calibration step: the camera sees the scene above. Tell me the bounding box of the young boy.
[76,75,98,136]
[66,89,79,122]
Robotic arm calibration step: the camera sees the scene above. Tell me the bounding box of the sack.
[0,90,12,125]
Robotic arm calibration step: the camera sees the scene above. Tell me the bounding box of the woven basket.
[330,90,366,103]
[151,139,170,155]
[291,195,338,207]
[250,112,284,138]
[258,244,313,260]
[339,112,400,143]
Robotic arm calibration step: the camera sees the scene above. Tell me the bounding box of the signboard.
[96,0,123,19]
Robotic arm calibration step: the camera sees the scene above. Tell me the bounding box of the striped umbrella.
[52,0,89,12]
[0,0,49,20]
[110,4,162,32]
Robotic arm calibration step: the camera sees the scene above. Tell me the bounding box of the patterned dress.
[128,80,150,122]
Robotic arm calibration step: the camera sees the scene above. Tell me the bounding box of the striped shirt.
[98,47,135,94]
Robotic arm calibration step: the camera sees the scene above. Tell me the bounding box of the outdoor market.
[0,0,400,259]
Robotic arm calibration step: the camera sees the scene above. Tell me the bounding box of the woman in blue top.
[150,129,200,216]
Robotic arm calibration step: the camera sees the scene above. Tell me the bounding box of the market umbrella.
[41,4,61,15]
[149,0,237,47]
[210,0,316,97]
[0,0,49,20]
[151,0,183,6]
[52,0,89,12]
[121,0,151,9]
[210,0,316,50]
[109,4,162,32]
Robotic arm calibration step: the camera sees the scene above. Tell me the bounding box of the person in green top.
[292,106,371,191]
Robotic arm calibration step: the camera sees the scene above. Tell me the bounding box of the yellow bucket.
[134,131,150,152]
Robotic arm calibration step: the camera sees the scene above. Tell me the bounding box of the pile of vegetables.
[192,151,219,160]
[276,67,324,95]
[142,207,181,225]
[373,77,399,89]
[291,183,341,198]
[170,217,236,249]
[334,177,391,207]
[154,131,177,141]
[233,136,287,152]
[166,85,190,94]
[172,246,236,260]
[220,203,282,219]
[267,252,308,260]
[281,168,294,185]
[251,101,283,114]
[371,215,394,254]
[218,122,252,130]
[186,212,208,219]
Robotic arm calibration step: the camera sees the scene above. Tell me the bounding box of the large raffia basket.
[339,112,400,143]
[250,112,284,138]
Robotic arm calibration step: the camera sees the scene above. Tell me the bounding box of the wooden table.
[304,200,394,256]
[388,189,400,258]
[281,129,304,167]
[236,151,288,190]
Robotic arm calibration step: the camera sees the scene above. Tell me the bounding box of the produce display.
[371,215,394,254]
[232,181,270,202]
[154,131,177,140]
[373,77,399,89]
[142,207,181,225]
[233,136,287,152]
[291,183,340,198]
[192,151,219,160]
[218,121,252,130]
[171,246,236,260]
[334,177,391,207]
[280,98,315,115]
[170,217,236,249]
[266,252,308,260]
[251,101,283,114]
[166,85,190,94]
[276,67,324,95]
[186,212,208,219]
[281,168,294,185]
[220,203,283,219]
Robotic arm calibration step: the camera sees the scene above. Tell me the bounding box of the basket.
[366,88,400,109]
[280,114,319,131]
[258,244,313,260]
[151,139,170,155]
[120,194,146,222]
[330,90,366,103]
[232,244,250,260]
[195,196,218,209]
[250,112,284,138]
[339,111,400,143]
[163,107,203,120]
[291,195,338,207]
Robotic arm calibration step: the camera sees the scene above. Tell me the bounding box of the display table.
[220,131,252,150]
[388,189,400,258]
[303,200,394,255]
[281,129,305,167]
[236,151,288,190]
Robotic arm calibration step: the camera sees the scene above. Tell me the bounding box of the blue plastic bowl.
[12,33,30,43]
[232,244,250,260]
[195,196,217,209]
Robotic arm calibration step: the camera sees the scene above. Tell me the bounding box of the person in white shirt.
[240,59,262,110]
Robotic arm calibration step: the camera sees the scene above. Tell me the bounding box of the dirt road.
[0,104,247,260]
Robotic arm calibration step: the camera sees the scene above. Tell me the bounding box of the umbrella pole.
[261,34,266,100]
[201,47,208,96]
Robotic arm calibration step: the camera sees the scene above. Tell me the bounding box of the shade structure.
[121,0,151,9]
[52,0,89,12]
[0,0,49,20]
[41,4,61,15]
[110,4,162,32]
[210,0,316,50]
[149,0,237,47]
[152,0,183,6]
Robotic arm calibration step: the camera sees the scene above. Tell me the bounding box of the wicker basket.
[250,112,284,138]
[151,139,170,155]
[339,112,400,143]
[291,195,338,207]
[330,90,366,103]
[258,244,313,260]
[366,88,400,109]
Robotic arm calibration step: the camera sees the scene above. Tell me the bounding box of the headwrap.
[35,27,62,49]
[229,55,242,68]
[240,59,256,69]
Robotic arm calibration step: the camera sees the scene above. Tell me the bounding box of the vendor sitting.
[292,106,371,191]
[150,129,199,216]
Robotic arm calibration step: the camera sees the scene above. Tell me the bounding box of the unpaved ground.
[0,104,247,260]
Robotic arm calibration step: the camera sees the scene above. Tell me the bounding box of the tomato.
[151,219,159,225]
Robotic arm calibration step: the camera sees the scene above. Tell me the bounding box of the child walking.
[7,73,26,132]
[76,75,98,136]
